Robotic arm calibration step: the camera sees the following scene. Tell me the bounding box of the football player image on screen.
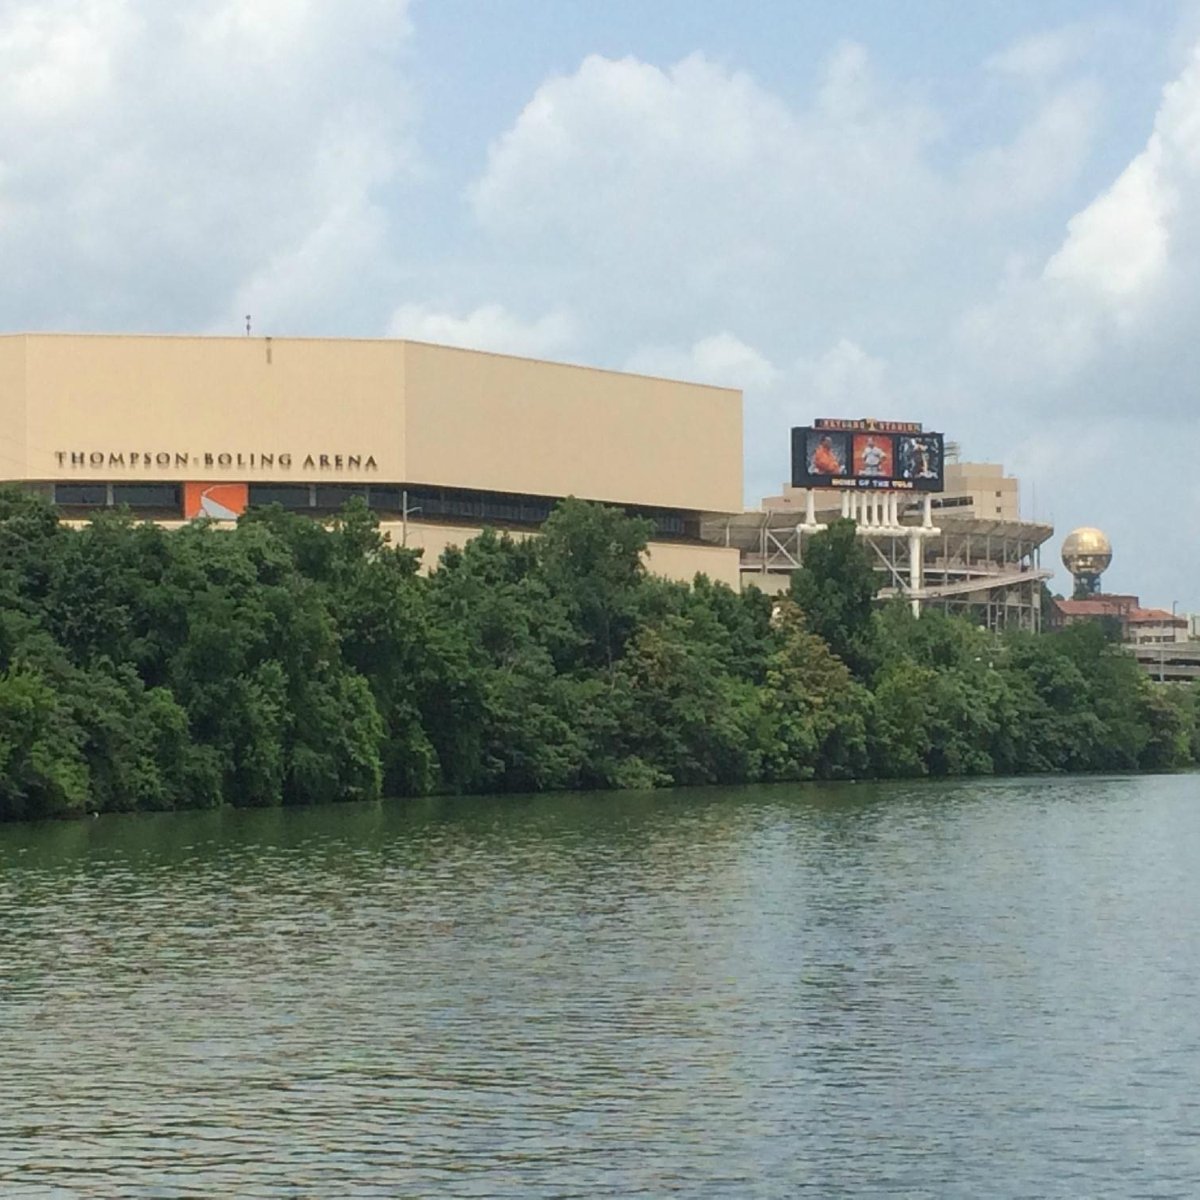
[853,433,893,479]
[807,432,847,476]
[859,437,884,475]
[898,435,938,481]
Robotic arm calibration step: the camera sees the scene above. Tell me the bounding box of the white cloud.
[469,47,947,342]
[1044,142,1175,307]
[0,0,129,119]
[794,338,889,412]
[985,27,1088,81]
[0,0,416,333]
[960,41,1200,393]
[961,81,1100,215]
[625,333,779,389]
[472,52,796,232]
[816,40,878,117]
[386,303,579,359]
[229,200,390,336]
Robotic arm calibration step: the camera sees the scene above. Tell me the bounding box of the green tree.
[607,614,759,786]
[760,602,870,780]
[870,658,936,777]
[789,518,880,679]
[0,487,66,616]
[1138,681,1191,772]
[0,482,1195,823]
[0,669,89,820]
[537,498,653,673]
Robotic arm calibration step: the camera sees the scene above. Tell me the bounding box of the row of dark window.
[51,482,697,540]
[55,483,181,508]
[246,484,562,525]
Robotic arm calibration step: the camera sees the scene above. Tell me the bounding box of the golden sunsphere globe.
[1061,527,1113,577]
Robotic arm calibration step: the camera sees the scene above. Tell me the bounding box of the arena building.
[0,333,744,586]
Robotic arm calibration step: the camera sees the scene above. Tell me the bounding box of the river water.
[2,775,1199,1197]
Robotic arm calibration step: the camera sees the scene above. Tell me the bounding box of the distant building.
[935,459,1021,521]
[719,453,1051,631]
[1125,609,1190,646]
[1053,595,1186,644]
[1052,594,1199,681]
[1052,594,1139,628]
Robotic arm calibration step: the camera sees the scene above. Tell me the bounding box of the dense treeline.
[0,488,1195,820]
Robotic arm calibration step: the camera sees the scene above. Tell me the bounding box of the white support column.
[909,531,924,616]
[923,494,933,529]
[841,491,850,519]
[805,489,817,527]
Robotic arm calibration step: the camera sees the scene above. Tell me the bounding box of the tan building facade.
[0,334,743,586]
[936,460,1020,521]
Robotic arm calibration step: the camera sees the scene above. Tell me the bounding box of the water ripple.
[2,776,1200,1196]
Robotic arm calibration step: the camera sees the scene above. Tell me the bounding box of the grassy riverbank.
[1,487,1195,821]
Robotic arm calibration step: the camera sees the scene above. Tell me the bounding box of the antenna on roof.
[245,314,252,336]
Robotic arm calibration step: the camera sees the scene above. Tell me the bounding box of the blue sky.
[1,0,1198,604]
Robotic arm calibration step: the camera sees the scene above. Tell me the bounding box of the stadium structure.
[715,450,1052,631]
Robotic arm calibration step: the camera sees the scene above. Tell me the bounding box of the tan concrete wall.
[379,519,740,587]
[379,520,532,572]
[14,334,406,484]
[0,338,26,483]
[0,335,742,516]
[401,341,741,513]
[643,539,742,588]
[740,571,790,596]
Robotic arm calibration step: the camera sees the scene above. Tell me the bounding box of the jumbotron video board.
[791,418,944,492]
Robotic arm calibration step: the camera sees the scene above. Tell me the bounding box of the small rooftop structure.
[1053,595,1187,645]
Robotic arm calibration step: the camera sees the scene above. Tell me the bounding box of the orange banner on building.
[184,482,248,521]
